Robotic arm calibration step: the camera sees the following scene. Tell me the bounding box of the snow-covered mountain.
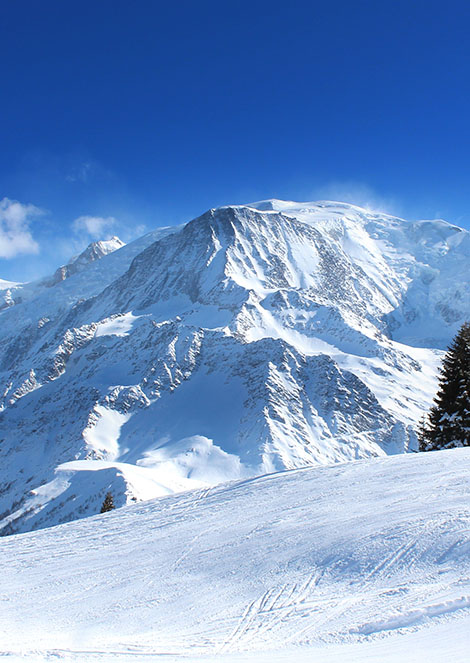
[2,449,470,661]
[0,226,179,313]
[0,238,125,310]
[1,200,469,534]
[46,236,125,287]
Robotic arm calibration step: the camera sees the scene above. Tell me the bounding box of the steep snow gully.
[1,200,470,533]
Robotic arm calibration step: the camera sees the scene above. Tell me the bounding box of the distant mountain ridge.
[0,200,468,535]
[46,236,125,286]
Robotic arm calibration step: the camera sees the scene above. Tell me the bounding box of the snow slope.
[1,449,469,661]
[1,201,469,533]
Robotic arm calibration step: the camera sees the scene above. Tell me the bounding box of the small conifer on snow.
[100,491,115,513]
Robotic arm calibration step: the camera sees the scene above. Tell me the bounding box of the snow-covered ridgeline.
[0,200,469,533]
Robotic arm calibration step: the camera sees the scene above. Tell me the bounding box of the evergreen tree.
[420,321,470,451]
[100,491,115,513]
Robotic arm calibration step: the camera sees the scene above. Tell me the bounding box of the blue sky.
[2,0,470,280]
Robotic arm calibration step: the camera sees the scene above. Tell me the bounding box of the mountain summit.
[47,236,125,286]
[1,201,469,534]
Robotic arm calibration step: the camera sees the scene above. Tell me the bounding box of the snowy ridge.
[1,449,470,661]
[0,225,179,315]
[0,200,469,533]
[45,236,125,286]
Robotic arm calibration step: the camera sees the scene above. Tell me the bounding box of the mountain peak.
[70,236,125,266]
[48,236,125,286]
[246,198,376,215]
[1,201,470,534]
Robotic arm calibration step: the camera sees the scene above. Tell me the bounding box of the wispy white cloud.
[0,197,43,259]
[65,162,93,183]
[311,181,402,216]
[72,215,117,240]
[64,158,115,185]
[133,223,147,238]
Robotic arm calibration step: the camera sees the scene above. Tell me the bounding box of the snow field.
[1,448,470,661]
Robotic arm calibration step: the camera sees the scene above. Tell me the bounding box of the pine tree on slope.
[420,322,470,451]
[100,491,115,513]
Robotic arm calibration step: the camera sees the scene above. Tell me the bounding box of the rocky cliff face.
[1,200,468,534]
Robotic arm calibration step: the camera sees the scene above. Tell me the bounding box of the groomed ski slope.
[2,449,470,662]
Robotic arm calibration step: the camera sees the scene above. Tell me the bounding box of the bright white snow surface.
[1,448,470,662]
